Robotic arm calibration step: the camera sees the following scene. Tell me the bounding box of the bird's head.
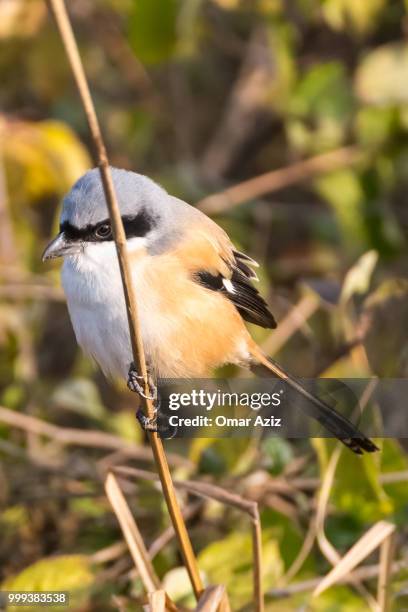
[42,167,172,263]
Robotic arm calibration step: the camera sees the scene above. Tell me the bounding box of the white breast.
[61,241,150,379]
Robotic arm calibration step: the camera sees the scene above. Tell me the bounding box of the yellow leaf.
[0,0,45,39]
[2,555,94,612]
[322,0,386,35]
[4,119,90,205]
[340,250,378,305]
[355,43,408,105]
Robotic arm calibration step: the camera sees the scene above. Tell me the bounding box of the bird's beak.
[42,233,81,261]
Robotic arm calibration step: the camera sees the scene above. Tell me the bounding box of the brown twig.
[90,541,128,565]
[113,466,257,516]
[197,146,361,214]
[46,0,203,599]
[0,405,190,468]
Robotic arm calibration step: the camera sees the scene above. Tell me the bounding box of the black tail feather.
[252,355,378,455]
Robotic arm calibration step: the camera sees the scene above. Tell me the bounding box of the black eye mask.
[60,211,154,243]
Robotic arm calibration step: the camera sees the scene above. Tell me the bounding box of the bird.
[42,167,378,455]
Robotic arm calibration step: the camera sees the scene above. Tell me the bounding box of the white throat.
[61,239,147,378]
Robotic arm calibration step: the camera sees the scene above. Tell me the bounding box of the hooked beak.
[42,233,82,262]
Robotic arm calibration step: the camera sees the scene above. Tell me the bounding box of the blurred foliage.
[0,0,408,609]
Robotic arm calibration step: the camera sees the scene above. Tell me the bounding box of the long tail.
[249,342,378,455]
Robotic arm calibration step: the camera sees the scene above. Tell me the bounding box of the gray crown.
[60,167,169,228]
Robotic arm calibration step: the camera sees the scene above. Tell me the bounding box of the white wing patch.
[223,278,236,293]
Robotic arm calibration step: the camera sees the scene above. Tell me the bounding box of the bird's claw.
[128,363,177,438]
[127,362,157,401]
[128,362,160,433]
[136,408,158,432]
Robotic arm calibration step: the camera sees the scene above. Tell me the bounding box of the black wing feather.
[194,264,277,330]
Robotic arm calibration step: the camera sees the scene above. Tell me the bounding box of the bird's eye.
[95,223,112,239]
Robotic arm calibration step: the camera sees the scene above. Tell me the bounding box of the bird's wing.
[175,220,276,329]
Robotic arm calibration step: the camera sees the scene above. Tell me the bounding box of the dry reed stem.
[46,0,203,599]
[197,146,361,214]
[269,559,406,599]
[104,472,161,593]
[196,586,226,611]
[261,294,319,357]
[143,591,180,612]
[251,506,264,612]
[273,380,380,606]
[217,592,232,612]
[113,466,264,611]
[145,590,166,612]
[377,530,396,612]
[314,521,396,599]
[315,444,377,608]
[313,380,380,609]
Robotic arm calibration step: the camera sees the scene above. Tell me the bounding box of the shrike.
[43,167,377,454]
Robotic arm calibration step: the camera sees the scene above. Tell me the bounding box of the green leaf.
[199,530,283,608]
[354,107,398,147]
[197,438,257,476]
[290,62,353,121]
[261,437,294,475]
[311,584,371,611]
[1,506,29,535]
[361,279,408,376]
[330,445,392,522]
[314,169,367,250]
[51,378,107,420]
[265,22,297,112]
[108,410,142,443]
[128,0,180,63]
[287,62,353,153]
[379,440,408,522]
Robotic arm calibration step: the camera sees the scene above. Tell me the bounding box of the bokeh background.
[1,0,408,610]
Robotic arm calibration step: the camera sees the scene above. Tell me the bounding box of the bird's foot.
[136,407,158,432]
[128,362,160,432]
[127,362,157,401]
